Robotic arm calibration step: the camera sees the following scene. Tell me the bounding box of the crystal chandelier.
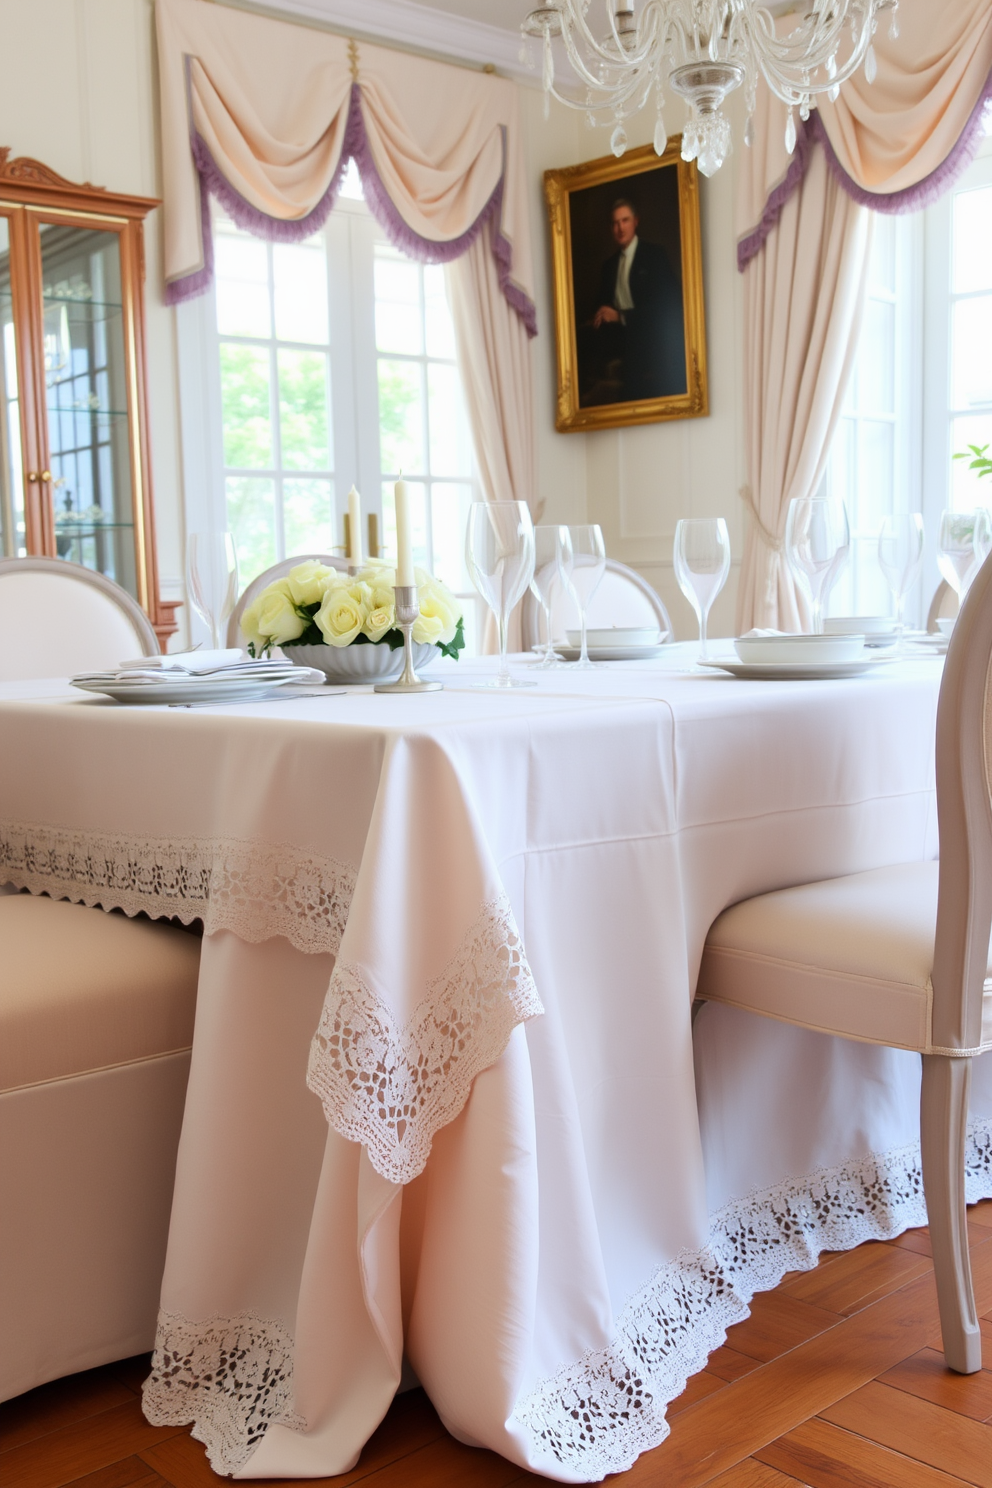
[522,1,899,176]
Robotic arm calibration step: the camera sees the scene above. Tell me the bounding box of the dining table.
[1,644,990,1484]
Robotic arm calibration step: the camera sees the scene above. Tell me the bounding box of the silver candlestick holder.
[374,584,442,694]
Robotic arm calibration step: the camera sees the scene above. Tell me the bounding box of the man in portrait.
[591,198,686,401]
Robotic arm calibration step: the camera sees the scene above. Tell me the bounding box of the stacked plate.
[824,616,899,649]
[558,626,669,662]
[702,632,877,680]
[71,650,326,705]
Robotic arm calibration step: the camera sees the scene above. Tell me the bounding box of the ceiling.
[399,0,531,31]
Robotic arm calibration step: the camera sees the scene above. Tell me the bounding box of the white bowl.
[565,626,665,648]
[734,633,865,665]
[824,616,897,638]
[284,641,437,683]
[936,616,956,638]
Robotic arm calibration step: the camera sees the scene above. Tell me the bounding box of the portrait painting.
[545,141,708,432]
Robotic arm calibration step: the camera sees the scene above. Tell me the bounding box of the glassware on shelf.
[186,532,239,650]
[465,501,536,688]
[673,517,731,658]
[565,524,607,669]
[530,524,573,668]
[785,498,851,634]
[937,509,992,602]
[877,511,924,648]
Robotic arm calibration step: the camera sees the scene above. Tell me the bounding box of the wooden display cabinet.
[0,149,178,644]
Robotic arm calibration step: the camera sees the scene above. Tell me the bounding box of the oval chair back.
[521,558,672,651]
[0,557,158,680]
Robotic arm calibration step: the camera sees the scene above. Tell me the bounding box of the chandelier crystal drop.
[522,1,897,177]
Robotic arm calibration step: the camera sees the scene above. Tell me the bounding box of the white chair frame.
[227,554,350,647]
[0,556,159,655]
[520,558,673,652]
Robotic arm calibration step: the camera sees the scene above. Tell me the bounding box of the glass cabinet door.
[0,215,26,558]
[39,221,137,598]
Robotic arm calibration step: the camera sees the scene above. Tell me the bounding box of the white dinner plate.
[556,643,670,662]
[72,676,312,705]
[700,656,888,681]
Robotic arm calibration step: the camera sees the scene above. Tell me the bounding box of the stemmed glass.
[186,532,239,650]
[530,524,573,668]
[465,501,536,688]
[673,517,730,659]
[566,524,606,669]
[877,512,924,649]
[785,498,850,634]
[937,509,992,602]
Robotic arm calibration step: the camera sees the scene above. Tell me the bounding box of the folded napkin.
[117,648,244,673]
[72,661,326,686]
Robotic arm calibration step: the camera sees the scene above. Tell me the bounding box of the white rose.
[353,563,393,587]
[255,580,307,646]
[239,597,268,654]
[315,581,371,647]
[413,575,462,646]
[285,561,337,606]
[364,602,396,643]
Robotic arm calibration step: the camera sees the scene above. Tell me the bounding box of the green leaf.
[436,615,465,661]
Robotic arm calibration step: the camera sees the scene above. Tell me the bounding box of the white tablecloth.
[2,649,990,1483]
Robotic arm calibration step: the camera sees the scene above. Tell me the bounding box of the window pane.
[273,239,329,344]
[428,362,472,477]
[227,476,276,583]
[424,265,456,359]
[868,215,896,296]
[283,477,335,554]
[858,298,895,415]
[951,294,992,411]
[374,252,423,355]
[856,419,894,530]
[378,359,424,473]
[338,158,364,201]
[215,227,271,339]
[278,349,331,470]
[381,479,428,570]
[430,482,474,591]
[220,343,272,467]
[953,184,992,295]
[951,413,992,509]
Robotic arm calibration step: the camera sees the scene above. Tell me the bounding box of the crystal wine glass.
[186,532,239,650]
[566,524,606,669]
[785,498,850,634]
[938,509,992,601]
[465,501,536,688]
[530,524,573,668]
[877,511,924,649]
[673,517,730,658]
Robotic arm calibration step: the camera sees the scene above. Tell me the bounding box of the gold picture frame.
[545,140,708,432]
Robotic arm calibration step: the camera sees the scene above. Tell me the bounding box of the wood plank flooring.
[3,1197,990,1488]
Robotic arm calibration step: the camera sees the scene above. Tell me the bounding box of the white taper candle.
[395,478,414,586]
[347,485,363,564]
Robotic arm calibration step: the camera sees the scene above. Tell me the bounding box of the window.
[199,165,483,649]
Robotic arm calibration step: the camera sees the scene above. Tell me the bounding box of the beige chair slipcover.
[0,558,159,681]
[0,895,201,1401]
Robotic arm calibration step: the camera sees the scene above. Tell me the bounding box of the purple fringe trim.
[164,83,537,334]
[737,61,992,272]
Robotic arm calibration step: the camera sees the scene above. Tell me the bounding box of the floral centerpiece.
[240,560,465,681]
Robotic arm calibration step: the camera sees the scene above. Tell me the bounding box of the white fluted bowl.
[283,640,438,684]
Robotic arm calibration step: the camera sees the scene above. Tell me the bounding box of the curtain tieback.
[739,485,784,553]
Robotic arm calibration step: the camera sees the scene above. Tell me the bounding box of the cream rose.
[285,560,338,607]
[253,580,307,647]
[239,597,268,654]
[412,575,461,646]
[363,603,396,643]
[315,581,371,647]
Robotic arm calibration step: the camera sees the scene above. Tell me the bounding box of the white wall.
[0,0,185,622]
[0,0,748,643]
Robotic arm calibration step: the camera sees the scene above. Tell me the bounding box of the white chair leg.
[920,1054,981,1373]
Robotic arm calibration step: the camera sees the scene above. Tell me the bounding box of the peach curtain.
[155,0,536,332]
[736,0,992,632]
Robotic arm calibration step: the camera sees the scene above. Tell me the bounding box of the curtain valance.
[155,0,537,333]
[738,0,992,269]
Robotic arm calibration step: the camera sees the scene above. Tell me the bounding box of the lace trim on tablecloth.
[0,819,355,956]
[307,894,544,1184]
[142,1310,304,1476]
[512,1118,992,1479]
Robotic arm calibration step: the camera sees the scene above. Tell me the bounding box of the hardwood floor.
[3,1199,991,1488]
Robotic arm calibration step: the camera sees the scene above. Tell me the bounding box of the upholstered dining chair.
[0,557,158,680]
[694,548,992,1375]
[227,552,350,646]
[520,558,673,651]
[0,893,201,1401]
[927,578,959,633]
